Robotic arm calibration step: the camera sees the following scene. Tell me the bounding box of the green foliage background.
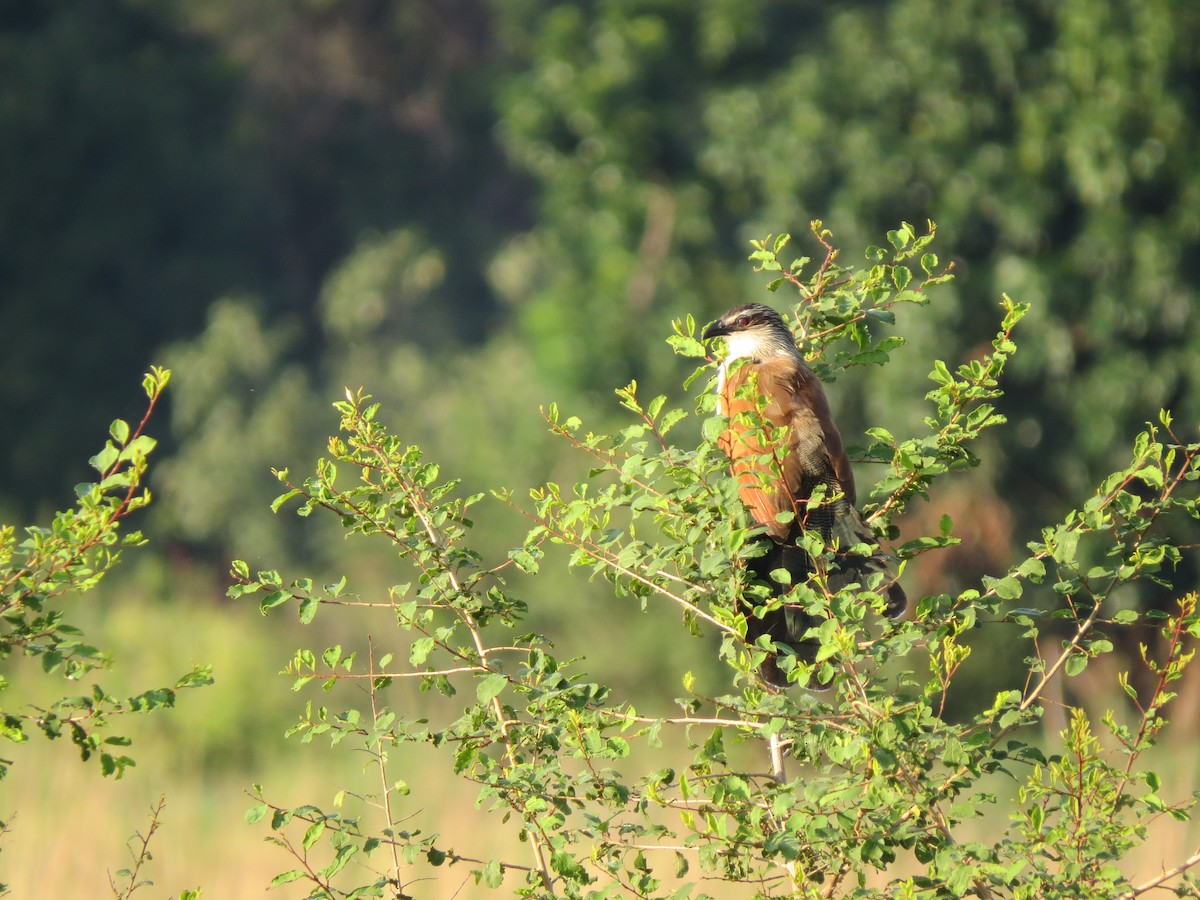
[1,0,1199,895]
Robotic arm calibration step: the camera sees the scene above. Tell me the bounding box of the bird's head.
[701,303,797,361]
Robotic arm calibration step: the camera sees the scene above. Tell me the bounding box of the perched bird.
[701,302,906,685]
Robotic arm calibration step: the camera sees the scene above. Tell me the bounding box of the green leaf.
[1016,558,1046,581]
[674,851,689,878]
[866,426,894,444]
[670,334,708,358]
[1006,608,1043,621]
[260,591,291,614]
[476,672,507,704]
[701,416,726,443]
[983,575,1023,600]
[269,870,306,887]
[551,850,588,882]
[1136,465,1164,488]
[930,359,953,386]
[245,803,268,825]
[409,637,435,666]
[302,819,325,851]
[89,441,120,474]
[510,549,540,574]
[123,434,157,458]
[763,830,802,860]
[481,859,503,889]
[271,490,302,513]
[298,596,319,624]
[320,844,357,880]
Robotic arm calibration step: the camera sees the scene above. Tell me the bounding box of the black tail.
[743,508,906,687]
[828,505,907,619]
[745,539,819,687]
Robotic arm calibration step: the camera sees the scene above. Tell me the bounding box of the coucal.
[701,302,906,685]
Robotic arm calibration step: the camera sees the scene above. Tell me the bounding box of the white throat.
[714,328,797,412]
[723,330,763,363]
[714,331,766,413]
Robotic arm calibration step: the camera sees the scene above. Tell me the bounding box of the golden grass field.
[4,561,1200,897]
[7,733,1198,898]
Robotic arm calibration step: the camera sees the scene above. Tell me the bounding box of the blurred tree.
[177,0,529,339]
[488,0,1200,595]
[154,298,323,566]
[0,0,269,512]
[5,0,1198,681]
[0,0,530,516]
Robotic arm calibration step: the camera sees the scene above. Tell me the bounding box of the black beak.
[701,319,728,341]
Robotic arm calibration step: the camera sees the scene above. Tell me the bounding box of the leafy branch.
[0,368,212,780]
[238,225,1200,899]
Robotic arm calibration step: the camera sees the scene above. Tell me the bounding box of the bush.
[0,368,212,895]
[0,367,211,782]
[236,224,1200,898]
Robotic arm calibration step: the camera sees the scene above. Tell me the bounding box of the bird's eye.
[735,316,750,328]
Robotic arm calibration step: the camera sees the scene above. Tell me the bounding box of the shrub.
[238,225,1200,898]
[0,367,211,783]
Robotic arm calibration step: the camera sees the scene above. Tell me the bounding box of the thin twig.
[767,733,786,787]
[108,795,166,900]
[367,637,405,896]
[1119,846,1200,898]
[602,710,766,730]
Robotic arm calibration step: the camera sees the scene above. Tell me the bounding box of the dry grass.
[4,711,1200,897]
[5,564,1200,897]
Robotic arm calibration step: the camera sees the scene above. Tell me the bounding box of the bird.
[701,302,906,685]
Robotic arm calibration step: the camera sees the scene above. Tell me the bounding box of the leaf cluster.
[0,368,212,782]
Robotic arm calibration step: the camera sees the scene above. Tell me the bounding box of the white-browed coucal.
[702,302,906,684]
